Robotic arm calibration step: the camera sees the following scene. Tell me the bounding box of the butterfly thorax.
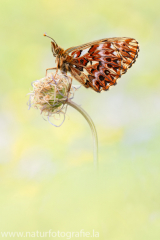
[55,47,73,73]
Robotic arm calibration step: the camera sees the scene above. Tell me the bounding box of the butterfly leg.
[68,78,72,93]
[45,67,57,76]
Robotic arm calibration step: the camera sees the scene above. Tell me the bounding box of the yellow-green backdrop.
[0,0,160,239]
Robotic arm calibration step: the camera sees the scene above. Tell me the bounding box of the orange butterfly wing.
[65,37,139,92]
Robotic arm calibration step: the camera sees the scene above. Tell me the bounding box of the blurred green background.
[0,0,160,239]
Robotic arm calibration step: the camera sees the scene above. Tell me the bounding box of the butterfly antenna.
[43,33,57,45]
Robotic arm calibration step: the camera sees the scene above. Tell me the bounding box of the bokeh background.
[0,0,160,239]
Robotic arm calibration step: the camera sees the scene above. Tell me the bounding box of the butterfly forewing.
[67,37,139,92]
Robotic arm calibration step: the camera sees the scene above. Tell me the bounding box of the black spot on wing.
[74,65,83,71]
[99,75,105,81]
[113,66,120,71]
[80,59,84,64]
[88,45,99,53]
[79,58,89,66]
[91,69,96,74]
[113,59,119,64]
[104,70,110,75]
[97,62,102,71]
[106,58,111,62]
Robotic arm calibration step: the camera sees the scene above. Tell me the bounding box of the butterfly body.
[45,34,139,92]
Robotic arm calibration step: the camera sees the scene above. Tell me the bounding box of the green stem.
[67,100,98,169]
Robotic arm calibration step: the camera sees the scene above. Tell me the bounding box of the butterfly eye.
[51,42,57,56]
[55,48,60,54]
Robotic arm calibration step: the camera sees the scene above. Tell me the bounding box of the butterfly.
[44,33,139,92]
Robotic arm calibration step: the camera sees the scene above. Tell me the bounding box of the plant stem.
[67,100,98,169]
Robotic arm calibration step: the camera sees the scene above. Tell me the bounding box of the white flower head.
[28,72,79,126]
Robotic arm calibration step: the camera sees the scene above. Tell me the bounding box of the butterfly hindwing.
[68,37,139,92]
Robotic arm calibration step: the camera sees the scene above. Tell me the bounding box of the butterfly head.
[43,33,64,57]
